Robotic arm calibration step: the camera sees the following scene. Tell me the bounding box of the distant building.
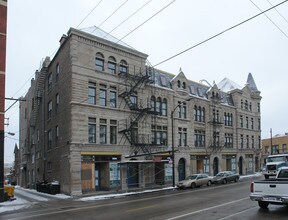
[19,27,262,195]
[261,133,288,165]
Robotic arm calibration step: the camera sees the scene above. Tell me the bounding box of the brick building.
[19,27,262,195]
[0,0,7,202]
[261,133,288,166]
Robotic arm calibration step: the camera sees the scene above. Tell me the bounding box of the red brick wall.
[0,2,7,130]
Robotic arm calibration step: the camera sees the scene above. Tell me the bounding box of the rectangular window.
[183,128,187,146]
[240,135,244,148]
[251,135,254,148]
[240,116,243,128]
[48,100,52,119]
[130,95,137,109]
[178,128,182,146]
[225,133,233,147]
[100,119,107,144]
[182,105,187,119]
[100,87,107,106]
[55,93,59,113]
[283,144,287,153]
[96,58,104,71]
[110,120,117,144]
[110,90,117,108]
[88,117,96,143]
[48,130,52,150]
[88,82,96,105]
[56,63,60,81]
[151,125,167,145]
[48,73,52,91]
[213,132,220,147]
[194,130,205,147]
[246,135,249,148]
[246,117,249,129]
[251,118,254,130]
[108,62,116,74]
[55,125,59,147]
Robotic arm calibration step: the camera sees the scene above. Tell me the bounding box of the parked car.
[213,171,240,184]
[177,174,214,189]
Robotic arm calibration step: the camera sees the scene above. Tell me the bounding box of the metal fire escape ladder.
[119,67,160,156]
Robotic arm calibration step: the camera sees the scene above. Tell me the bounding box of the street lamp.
[171,97,193,187]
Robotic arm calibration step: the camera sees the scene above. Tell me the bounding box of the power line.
[104,0,154,38]
[76,0,103,29]
[250,0,288,39]
[266,0,288,24]
[117,0,176,43]
[97,0,130,28]
[153,0,288,68]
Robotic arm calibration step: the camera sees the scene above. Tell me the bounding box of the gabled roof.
[217,77,242,92]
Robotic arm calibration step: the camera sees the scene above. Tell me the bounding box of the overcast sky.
[4,0,288,163]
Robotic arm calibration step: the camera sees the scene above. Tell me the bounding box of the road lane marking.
[217,205,258,220]
[166,197,249,220]
[126,204,157,212]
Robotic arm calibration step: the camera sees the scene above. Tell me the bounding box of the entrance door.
[226,158,232,171]
[178,158,186,181]
[155,163,164,185]
[213,157,219,176]
[95,166,100,191]
[239,157,243,175]
[127,164,139,188]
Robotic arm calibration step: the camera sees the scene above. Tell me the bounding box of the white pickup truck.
[250,167,288,209]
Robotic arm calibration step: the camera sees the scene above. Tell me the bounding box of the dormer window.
[177,80,181,88]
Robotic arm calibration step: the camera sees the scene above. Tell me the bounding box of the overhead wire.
[266,0,288,24]
[104,0,154,38]
[76,0,103,29]
[97,0,130,29]
[153,0,288,68]
[250,0,288,39]
[117,0,176,43]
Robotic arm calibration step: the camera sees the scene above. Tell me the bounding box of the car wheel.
[234,177,239,182]
[258,201,269,209]
[191,182,196,189]
[264,175,269,180]
[223,178,227,184]
[207,180,212,186]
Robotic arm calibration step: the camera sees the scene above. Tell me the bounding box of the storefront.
[81,153,121,193]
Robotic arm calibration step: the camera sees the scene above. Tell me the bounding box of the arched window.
[156,97,161,113]
[182,82,186,89]
[120,59,128,74]
[96,52,104,71]
[162,98,167,116]
[177,80,181,88]
[108,56,116,74]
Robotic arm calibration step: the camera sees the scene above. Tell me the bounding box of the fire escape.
[118,66,162,157]
[208,93,224,154]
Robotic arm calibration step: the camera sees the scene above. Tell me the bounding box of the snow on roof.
[79,26,135,50]
[217,77,242,92]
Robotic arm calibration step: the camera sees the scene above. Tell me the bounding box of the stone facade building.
[19,27,262,195]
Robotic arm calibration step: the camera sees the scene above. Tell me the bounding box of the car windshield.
[216,172,226,177]
[186,175,197,180]
[267,156,287,163]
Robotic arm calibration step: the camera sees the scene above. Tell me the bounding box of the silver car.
[177,174,214,189]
